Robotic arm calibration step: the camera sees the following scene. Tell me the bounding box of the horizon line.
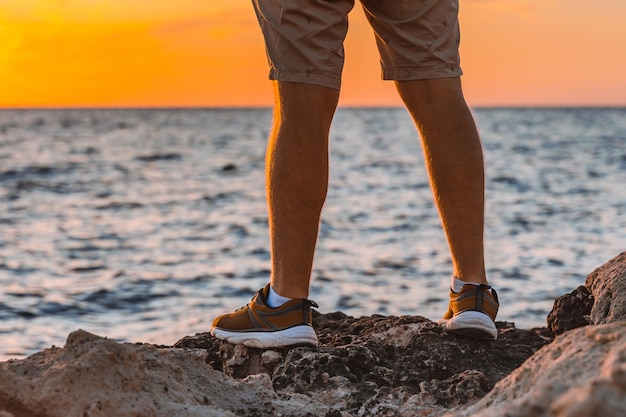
[1,104,626,111]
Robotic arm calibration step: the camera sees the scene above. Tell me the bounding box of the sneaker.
[438,284,499,340]
[210,284,319,348]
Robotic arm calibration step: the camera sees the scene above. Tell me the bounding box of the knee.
[396,77,465,107]
[396,77,471,122]
[275,82,339,128]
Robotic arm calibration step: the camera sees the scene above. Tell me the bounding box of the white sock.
[451,276,482,293]
[267,286,292,308]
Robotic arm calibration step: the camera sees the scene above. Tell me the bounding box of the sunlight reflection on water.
[0,107,625,360]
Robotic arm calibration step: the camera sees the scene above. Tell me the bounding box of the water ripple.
[0,108,624,360]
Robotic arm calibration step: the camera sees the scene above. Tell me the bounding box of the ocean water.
[0,107,624,360]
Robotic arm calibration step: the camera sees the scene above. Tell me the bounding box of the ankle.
[451,276,489,293]
[267,285,293,308]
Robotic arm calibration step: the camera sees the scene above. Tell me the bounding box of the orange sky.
[1,0,625,108]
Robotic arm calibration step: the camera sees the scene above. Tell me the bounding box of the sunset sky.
[1,0,625,108]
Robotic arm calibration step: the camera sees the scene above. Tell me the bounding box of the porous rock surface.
[176,313,549,416]
[585,251,626,325]
[0,251,624,417]
[0,330,329,417]
[449,322,626,417]
[455,251,626,417]
[546,285,593,335]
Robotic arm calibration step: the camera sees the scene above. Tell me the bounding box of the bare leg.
[267,81,340,298]
[396,77,487,284]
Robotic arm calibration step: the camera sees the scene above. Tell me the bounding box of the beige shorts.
[252,0,463,90]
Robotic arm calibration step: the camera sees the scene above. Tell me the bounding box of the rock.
[546,285,593,335]
[448,322,626,417]
[177,313,550,416]
[449,251,626,417]
[0,316,549,417]
[546,251,626,335]
[585,251,626,325]
[1,252,625,417]
[0,330,331,417]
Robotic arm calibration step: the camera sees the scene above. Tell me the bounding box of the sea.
[0,107,625,360]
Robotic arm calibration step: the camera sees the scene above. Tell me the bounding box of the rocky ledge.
[1,253,625,417]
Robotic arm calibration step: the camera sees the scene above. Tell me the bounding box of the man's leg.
[397,77,499,339]
[212,0,349,348]
[267,81,340,298]
[210,81,338,348]
[396,77,486,284]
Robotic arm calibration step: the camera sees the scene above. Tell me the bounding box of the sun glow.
[1,0,625,107]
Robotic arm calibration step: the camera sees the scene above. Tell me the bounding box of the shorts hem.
[269,69,342,90]
[382,67,463,82]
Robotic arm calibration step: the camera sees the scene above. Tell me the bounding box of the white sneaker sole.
[438,310,498,340]
[211,325,319,348]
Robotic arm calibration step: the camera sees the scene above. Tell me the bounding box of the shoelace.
[234,287,265,312]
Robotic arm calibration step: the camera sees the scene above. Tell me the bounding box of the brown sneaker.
[438,284,499,340]
[210,284,319,348]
